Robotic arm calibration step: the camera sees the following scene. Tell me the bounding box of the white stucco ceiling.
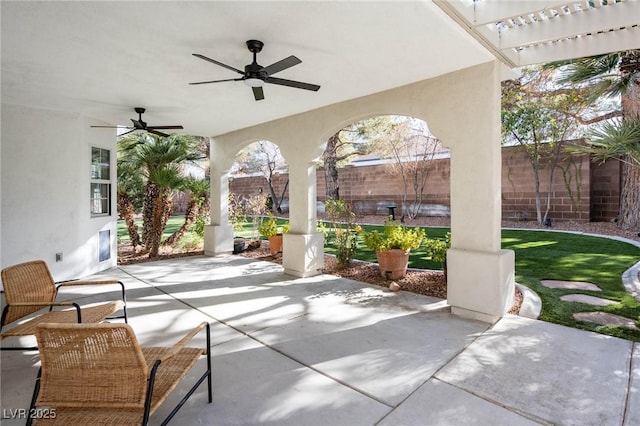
[2,1,638,138]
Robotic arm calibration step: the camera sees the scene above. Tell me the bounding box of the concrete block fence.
[228,146,620,223]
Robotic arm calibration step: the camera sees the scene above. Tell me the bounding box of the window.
[91,147,111,216]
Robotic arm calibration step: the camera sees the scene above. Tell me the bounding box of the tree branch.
[563,110,623,125]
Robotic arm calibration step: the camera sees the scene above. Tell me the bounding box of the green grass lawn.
[325,224,640,341]
[120,217,640,341]
[502,229,640,341]
[118,216,187,241]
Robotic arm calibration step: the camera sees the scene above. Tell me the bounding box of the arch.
[206,60,515,321]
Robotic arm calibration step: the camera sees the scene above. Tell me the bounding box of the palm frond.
[553,54,621,85]
[584,118,640,165]
[147,164,183,190]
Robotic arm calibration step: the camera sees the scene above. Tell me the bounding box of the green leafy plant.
[193,213,209,238]
[258,214,289,238]
[362,218,425,252]
[424,232,451,269]
[323,199,361,267]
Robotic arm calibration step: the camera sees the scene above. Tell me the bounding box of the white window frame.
[90,146,111,217]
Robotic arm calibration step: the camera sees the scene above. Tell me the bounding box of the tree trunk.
[142,182,158,248]
[117,191,141,248]
[619,160,640,228]
[324,133,340,200]
[618,70,640,228]
[275,179,289,213]
[165,199,198,246]
[533,164,542,224]
[149,188,172,258]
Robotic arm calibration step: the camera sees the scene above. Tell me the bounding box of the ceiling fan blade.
[192,54,244,75]
[90,125,131,129]
[262,55,301,76]
[147,125,184,130]
[265,77,320,92]
[147,129,170,138]
[117,129,137,137]
[252,86,265,101]
[189,78,244,85]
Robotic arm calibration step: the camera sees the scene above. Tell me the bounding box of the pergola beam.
[498,1,640,49]
[514,26,640,66]
[436,0,640,68]
[470,0,573,26]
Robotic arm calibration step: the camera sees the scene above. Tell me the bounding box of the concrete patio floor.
[1,255,639,425]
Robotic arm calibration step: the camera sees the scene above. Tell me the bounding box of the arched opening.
[318,114,449,223]
[228,140,290,256]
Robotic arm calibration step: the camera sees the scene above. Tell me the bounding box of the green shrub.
[258,214,289,238]
[363,218,425,252]
[424,232,451,266]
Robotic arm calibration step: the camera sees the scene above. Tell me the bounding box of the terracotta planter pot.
[268,234,283,255]
[375,249,410,280]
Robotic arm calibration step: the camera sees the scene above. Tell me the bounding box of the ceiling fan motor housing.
[246,39,264,53]
[245,63,266,80]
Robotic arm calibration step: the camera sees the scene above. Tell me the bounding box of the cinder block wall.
[501,149,593,221]
[590,159,621,221]
[228,146,620,222]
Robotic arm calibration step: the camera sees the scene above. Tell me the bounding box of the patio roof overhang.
[2,1,637,139]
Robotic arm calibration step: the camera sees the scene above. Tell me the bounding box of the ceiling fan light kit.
[244,78,264,88]
[191,39,321,101]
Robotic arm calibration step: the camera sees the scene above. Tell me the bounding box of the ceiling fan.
[190,39,321,101]
[91,107,183,137]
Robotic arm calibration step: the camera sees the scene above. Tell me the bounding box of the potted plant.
[363,219,425,279]
[258,214,289,255]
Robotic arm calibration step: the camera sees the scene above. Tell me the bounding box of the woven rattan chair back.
[29,322,212,425]
[35,322,148,409]
[1,260,57,324]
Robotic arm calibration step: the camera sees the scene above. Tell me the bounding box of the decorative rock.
[541,280,602,291]
[560,294,619,306]
[389,282,401,292]
[573,312,638,330]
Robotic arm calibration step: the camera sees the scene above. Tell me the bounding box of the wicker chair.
[28,322,212,425]
[1,260,128,351]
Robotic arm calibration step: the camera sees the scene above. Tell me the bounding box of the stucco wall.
[1,104,117,283]
[229,145,619,222]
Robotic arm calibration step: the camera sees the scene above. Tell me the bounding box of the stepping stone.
[573,312,638,330]
[541,280,602,291]
[560,294,618,306]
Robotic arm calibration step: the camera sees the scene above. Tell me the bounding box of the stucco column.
[282,160,323,277]
[438,61,515,323]
[203,167,233,256]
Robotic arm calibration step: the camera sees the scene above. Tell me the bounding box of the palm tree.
[147,165,182,257]
[547,50,640,227]
[164,177,210,247]
[116,151,143,248]
[118,133,202,255]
